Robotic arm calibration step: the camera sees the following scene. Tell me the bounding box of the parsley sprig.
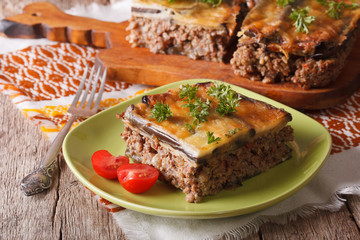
[318,0,359,19]
[150,101,173,122]
[183,98,211,132]
[207,83,241,116]
[290,7,316,34]
[225,128,241,138]
[207,131,221,144]
[327,1,345,19]
[179,84,211,132]
[277,0,294,7]
[179,84,198,101]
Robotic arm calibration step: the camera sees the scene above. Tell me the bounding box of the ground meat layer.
[122,125,294,203]
[230,29,358,89]
[126,17,232,62]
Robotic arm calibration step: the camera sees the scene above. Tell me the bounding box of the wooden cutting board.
[1,2,360,110]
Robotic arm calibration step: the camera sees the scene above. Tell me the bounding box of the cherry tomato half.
[117,164,159,194]
[91,150,129,179]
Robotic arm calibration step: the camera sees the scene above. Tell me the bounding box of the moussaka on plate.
[120,82,294,202]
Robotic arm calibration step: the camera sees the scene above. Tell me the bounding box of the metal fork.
[21,65,108,196]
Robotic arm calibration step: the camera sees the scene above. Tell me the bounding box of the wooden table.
[1,0,360,239]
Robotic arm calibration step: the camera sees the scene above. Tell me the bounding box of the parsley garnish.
[150,101,173,122]
[318,0,359,19]
[183,98,211,131]
[290,7,316,34]
[207,131,221,144]
[225,128,241,138]
[350,1,360,9]
[207,83,241,116]
[179,84,198,101]
[179,84,211,131]
[277,0,294,7]
[327,1,345,19]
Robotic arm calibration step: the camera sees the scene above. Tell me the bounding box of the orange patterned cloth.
[308,98,360,154]
[0,43,151,141]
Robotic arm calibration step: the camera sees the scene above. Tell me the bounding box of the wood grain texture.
[0,93,126,240]
[260,206,360,239]
[1,2,360,110]
[347,195,360,229]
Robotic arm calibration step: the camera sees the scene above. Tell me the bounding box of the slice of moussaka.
[126,0,252,62]
[120,82,293,203]
[230,0,360,88]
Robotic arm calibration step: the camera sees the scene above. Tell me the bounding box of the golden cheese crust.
[122,82,292,161]
[239,0,360,57]
[131,0,243,32]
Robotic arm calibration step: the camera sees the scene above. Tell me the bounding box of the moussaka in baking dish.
[230,0,360,88]
[126,0,252,62]
[127,0,359,89]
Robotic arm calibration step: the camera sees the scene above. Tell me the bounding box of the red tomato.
[91,150,129,179]
[117,164,159,194]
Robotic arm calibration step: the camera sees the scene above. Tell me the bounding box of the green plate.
[62,79,331,219]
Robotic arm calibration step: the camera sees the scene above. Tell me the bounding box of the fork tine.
[93,67,108,111]
[85,67,101,108]
[69,65,89,109]
[78,66,95,108]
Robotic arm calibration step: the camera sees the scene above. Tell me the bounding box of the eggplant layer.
[121,82,292,161]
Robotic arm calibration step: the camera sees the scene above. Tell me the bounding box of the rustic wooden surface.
[1,1,360,240]
[3,1,360,110]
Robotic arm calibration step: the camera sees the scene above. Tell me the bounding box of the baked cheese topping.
[123,82,291,160]
[240,0,360,56]
[131,0,241,31]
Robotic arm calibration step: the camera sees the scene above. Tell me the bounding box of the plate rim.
[63,79,332,219]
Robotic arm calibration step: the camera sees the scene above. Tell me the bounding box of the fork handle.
[41,115,78,168]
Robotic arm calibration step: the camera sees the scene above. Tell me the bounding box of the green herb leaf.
[150,101,173,122]
[179,84,211,131]
[207,83,241,116]
[184,123,195,133]
[179,84,198,102]
[183,98,211,130]
[317,0,328,5]
[327,1,345,19]
[207,82,231,99]
[317,0,358,19]
[290,7,316,34]
[207,131,221,144]
[349,1,359,10]
[277,0,294,7]
[225,128,241,138]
